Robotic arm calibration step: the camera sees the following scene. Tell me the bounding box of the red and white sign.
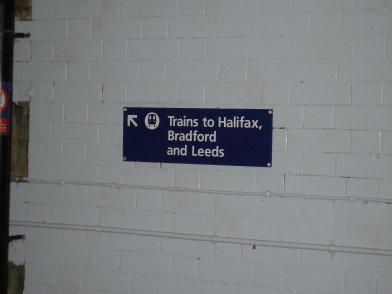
[0,83,10,135]
[0,86,8,113]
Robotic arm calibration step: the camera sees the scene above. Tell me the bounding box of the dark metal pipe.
[0,0,15,292]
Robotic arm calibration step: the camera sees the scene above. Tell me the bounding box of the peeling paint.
[8,262,25,294]
[11,102,29,181]
[15,0,32,21]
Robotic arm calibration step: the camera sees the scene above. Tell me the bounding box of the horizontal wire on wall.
[10,220,392,257]
[17,177,392,205]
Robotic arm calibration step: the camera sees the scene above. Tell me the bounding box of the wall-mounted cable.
[10,220,392,257]
[18,177,392,205]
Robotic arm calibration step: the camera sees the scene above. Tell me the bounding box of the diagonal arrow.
[127,115,138,127]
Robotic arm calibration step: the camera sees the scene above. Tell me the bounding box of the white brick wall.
[10,0,392,293]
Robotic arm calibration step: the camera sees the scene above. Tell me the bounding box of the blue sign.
[123,108,273,167]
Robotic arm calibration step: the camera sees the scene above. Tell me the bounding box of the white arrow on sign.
[127,115,138,127]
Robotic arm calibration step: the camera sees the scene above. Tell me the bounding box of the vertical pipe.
[0,0,15,292]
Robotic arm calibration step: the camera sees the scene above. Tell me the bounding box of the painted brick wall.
[9,0,392,293]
